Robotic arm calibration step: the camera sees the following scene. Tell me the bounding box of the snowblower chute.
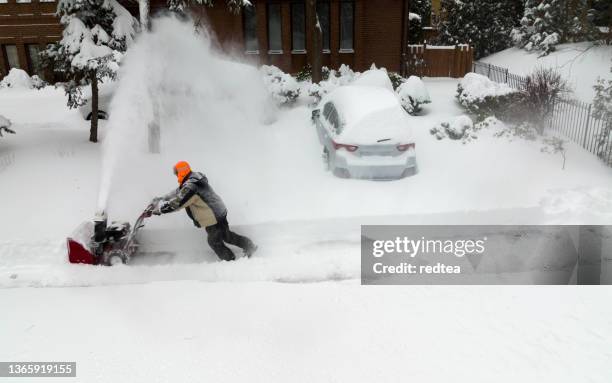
[67,203,156,266]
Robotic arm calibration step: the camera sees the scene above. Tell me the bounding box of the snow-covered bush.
[457,73,521,121]
[521,68,570,133]
[541,135,567,170]
[0,115,15,137]
[260,65,300,106]
[430,115,474,141]
[308,64,359,105]
[30,75,48,89]
[387,71,404,90]
[295,64,312,82]
[0,68,34,89]
[396,75,431,115]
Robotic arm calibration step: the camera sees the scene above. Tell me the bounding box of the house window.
[243,5,259,53]
[340,1,354,52]
[316,1,330,52]
[16,0,32,3]
[26,44,42,76]
[4,45,20,69]
[267,3,282,53]
[291,1,306,52]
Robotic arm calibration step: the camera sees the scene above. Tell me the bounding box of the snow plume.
[97,16,273,220]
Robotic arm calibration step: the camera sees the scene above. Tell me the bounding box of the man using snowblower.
[150,161,257,261]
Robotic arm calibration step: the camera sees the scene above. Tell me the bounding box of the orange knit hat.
[173,161,191,184]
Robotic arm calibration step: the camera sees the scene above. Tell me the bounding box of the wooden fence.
[403,44,473,78]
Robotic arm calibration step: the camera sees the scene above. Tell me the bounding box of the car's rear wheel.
[86,110,108,121]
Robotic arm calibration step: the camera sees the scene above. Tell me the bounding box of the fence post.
[488,63,491,78]
[505,69,509,84]
[583,104,593,148]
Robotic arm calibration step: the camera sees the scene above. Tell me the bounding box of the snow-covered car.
[312,85,417,180]
[78,81,115,120]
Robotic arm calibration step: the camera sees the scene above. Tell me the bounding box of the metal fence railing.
[472,61,612,167]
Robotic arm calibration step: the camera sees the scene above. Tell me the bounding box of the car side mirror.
[311,109,320,123]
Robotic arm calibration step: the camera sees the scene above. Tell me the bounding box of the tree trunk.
[90,72,99,143]
[139,0,150,31]
[306,0,322,83]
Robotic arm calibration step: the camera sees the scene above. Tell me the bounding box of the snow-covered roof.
[352,68,394,92]
[322,85,400,128]
[321,85,411,144]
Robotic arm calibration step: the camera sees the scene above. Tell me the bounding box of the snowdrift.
[480,42,612,103]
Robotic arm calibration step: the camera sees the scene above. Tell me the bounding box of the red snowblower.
[67,202,157,266]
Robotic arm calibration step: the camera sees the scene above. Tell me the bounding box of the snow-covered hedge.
[0,68,47,90]
[260,65,300,106]
[430,115,474,141]
[0,115,15,137]
[457,73,521,121]
[396,76,431,115]
[307,64,357,104]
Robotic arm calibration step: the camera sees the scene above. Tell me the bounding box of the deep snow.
[1,282,612,383]
[480,42,612,103]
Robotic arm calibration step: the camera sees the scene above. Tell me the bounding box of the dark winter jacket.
[160,171,227,228]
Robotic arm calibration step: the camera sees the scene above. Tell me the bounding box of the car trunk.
[356,141,401,157]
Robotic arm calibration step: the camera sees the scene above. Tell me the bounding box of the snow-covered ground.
[480,42,612,103]
[2,282,612,383]
[1,18,612,382]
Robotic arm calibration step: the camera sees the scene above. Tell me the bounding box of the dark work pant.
[205,216,254,261]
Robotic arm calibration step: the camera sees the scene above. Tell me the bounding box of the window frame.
[3,44,21,70]
[26,43,42,76]
[243,4,259,54]
[266,2,283,54]
[339,0,354,53]
[316,1,331,53]
[290,0,306,54]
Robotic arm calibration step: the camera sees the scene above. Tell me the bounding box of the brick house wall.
[0,0,61,79]
[0,0,408,80]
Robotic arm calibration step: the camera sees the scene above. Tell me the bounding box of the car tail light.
[333,141,359,152]
[397,143,415,152]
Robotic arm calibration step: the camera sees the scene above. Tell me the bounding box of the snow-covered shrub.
[260,65,300,106]
[475,116,504,130]
[296,64,312,82]
[30,75,48,89]
[457,73,522,122]
[0,68,34,89]
[397,75,431,115]
[541,136,567,170]
[0,115,15,137]
[307,64,359,105]
[430,115,474,141]
[522,68,570,133]
[387,71,404,90]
